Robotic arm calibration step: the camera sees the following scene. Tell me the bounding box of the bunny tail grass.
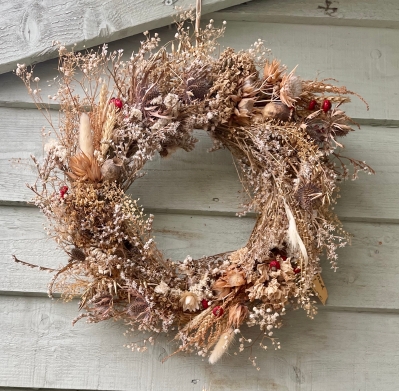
[209,328,234,364]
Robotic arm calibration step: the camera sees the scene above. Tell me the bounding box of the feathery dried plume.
[209,328,234,364]
[284,201,308,266]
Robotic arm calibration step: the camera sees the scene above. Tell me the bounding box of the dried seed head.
[279,68,302,107]
[295,183,322,210]
[67,153,102,182]
[263,59,284,84]
[187,77,211,100]
[70,247,86,262]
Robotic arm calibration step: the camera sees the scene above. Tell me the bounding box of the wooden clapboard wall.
[1,0,399,390]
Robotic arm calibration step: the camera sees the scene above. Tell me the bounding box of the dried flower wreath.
[14,5,373,364]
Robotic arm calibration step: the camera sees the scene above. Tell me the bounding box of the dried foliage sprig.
[14,8,373,365]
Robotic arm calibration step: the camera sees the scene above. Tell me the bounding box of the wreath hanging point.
[13,6,374,365]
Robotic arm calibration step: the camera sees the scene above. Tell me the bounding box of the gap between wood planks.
[2,290,399,316]
[2,202,399,225]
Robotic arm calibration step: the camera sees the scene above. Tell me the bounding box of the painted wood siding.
[1,1,399,390]
[0,0,250,75]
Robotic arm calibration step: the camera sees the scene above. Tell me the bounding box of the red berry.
[294,267,301,274]
[269,260,281,270]
[201,299,209,310]
[308,100,317,110]
[322,99,332,113]
[109,97,123,110]
[59,185,68,198]
[212,306,224,317]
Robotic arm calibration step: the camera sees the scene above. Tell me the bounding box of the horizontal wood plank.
[2,206,399,310]
[0,21,398,122]
[0,107,397,221]
[0,0,250,75]
[1,295,399,390]
[211,0,399,29]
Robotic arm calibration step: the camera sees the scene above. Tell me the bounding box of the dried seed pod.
[262,102,291,122]
[101,157,123,182]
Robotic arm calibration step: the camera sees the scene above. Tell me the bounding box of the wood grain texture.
[2,206,399,311]
[0,0,251,75]
[1,295,399,390]
[0,107,396,221]
[210,0,399,28]
[1,20,398,122]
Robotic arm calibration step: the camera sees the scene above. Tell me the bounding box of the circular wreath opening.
[13,9,373,364]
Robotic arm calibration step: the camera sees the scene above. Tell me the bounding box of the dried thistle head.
[279,67,302,107]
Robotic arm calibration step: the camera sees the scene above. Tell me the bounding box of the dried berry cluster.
[14,9,373,364]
